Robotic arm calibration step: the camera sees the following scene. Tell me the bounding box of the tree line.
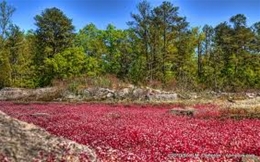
[0,0,259,91]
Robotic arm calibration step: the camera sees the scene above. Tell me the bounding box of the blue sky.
[5,0,260,31]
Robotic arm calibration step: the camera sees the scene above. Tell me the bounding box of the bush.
[42,47,102,86]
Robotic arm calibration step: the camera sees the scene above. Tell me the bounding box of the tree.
[214,22,233,89]
[0,46,11,88]
[201,25,216,89]
[195,28,205,79]
[251,22,260,53]
[34,7,75,61]
[128,0,152,82]
[7,25,24,86]
[229,14,255,90]
[209,14,257,91]
[0,0,15,88]
[0,0,15,40]
[128,55,146,85]
[6,25,36,87]
[151,1,180,84]
[44,47,100,80]
[34,7,75,86]
[102,24,132,77]
[230,14,246,29]
[202,25,214,58]
[75,23,106,58]
[173,26,198,90]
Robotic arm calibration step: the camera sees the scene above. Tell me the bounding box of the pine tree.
[6,25,35,87]
[34,7,75,86]
[128,0,152,83]
[151,1,180,84]
[0,0,15,88]
[34,7,75,63]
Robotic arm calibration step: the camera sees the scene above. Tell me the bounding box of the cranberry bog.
[0,102,260,162]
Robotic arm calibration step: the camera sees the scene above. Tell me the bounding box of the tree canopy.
[0,0,259,92]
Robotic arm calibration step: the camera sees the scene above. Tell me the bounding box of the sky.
[5,0,260,31]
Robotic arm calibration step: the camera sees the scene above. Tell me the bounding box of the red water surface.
[0,102,259,161]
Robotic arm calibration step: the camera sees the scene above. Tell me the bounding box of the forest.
[0,0,259,92]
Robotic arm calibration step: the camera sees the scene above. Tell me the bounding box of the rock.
[0,111,98,162]
[146,87,162,94]
[93,88,115,100]
[34,87,58,99]
[246,93,256,99]
[63,91,81,101]
[148,93,178,101]
[177,93,190,99]
[122,88,131,96]
[132,88,146,99]
[0,88,30,100]
[1,85,180,102]
[117,88,132,99]
[169,108,195,116]
[67,94,76,99]
[0,87,61,101]
[106,92,115,98]
[227,98,236,103]
[190,92,198,99]
[127,84,135,89]
[82,89,91,97]
[242,155,260,162]
[84,88,98,96]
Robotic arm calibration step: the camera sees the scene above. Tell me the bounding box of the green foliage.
[5,25,36,88]
[34,7,75,62]
[207,14,260,91]
[74,23,105,58]
[102,24,131,76]
[92,76,113,88]
[128,0,192,86]
[128,56,146,84]
[75,24,133,79]
[85,56,102,76]
[0,0,14,88]
[0,46,11,88]
[67,81,81,94]
[0,0,15,39]
[0,1,259,92]
[44,47,101,84]
[33,7,75,86]
[45,47,89,79]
